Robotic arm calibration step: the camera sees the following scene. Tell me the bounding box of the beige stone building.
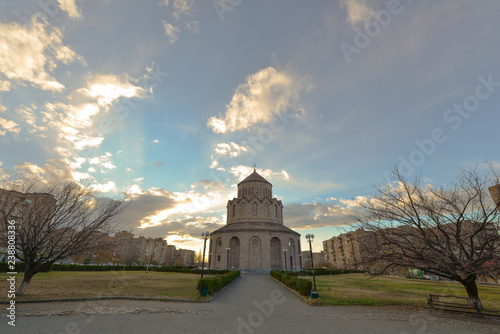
[208,170,301,272]
[301,251,326,270]
[489,184,500,207]
[323,229,376,270]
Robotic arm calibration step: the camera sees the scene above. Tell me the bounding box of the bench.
[427,294,482,316]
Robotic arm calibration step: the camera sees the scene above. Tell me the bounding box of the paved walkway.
[4,275,500,333]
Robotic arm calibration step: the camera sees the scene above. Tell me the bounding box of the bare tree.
[0,180,127,295]
[354,166,500,306]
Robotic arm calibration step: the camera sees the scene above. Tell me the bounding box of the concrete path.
[4,274,499,333]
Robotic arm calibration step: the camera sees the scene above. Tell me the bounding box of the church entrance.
[229,237,240,269]
[270,237,282,269]
[248,236,262,268]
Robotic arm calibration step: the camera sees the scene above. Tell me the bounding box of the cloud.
[213,142,249,158]
[57,0,82,19]
[285,200,357,229]
[162,20,179,44]
[0,16,82,91]
[171,0,195,20]
[207,67,310,133]
[88,152,116,170]
[90,181,116,193]
[79,74,145,107]
[151,139,160,144]
[0,117,20,135]
[0,81,10,91]
[15,159,82,184]
[340,0,374,27]
[41,102,104,151]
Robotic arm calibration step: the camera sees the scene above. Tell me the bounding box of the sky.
[0,0,499,252]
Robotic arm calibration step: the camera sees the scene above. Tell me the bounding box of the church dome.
[238,171,271,186]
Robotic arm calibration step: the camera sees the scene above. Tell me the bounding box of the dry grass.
[309,273,500,313]
[0,271,208,301]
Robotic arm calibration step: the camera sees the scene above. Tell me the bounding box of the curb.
[0,296,211,305]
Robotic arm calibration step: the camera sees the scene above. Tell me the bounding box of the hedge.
[0,263,228,275]
[271,270,312,296]
[285,268,363,276]
[197,270,240,295]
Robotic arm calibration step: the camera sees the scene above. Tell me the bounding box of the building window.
[218,255,220,261]
[233,204,236,217]
[274,205,277,217]
[253,203,257,215]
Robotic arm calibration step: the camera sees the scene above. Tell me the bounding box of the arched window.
[274,204,277,217]
[253,203,257,215]
[233,204,236,217]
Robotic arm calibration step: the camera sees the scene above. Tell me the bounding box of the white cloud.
[172,0,195,20]
[57,0,82,19]
[213,142,248,158]
[207,67,310,133]
[79,74,145,107]
[228,165,290,183]
[90,181,116,193]
[15,159,80,184]
[340,0,374,27]
[151,139,160,144]
[162,21,179,44]
[0,80,10,91]
[0,117,20,135]
[42,102,104,151]
[88,152,116,170]
[0,16,82,91]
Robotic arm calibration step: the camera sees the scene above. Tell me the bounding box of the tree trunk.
[17,271,33,296]
[461,275,482,310]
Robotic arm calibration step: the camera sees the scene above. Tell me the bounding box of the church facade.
[208,170,301,272]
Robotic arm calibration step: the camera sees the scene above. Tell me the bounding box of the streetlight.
[283,249,288,274]
[201,232,210,279]
[305,234,318,299]
[226,248,231,273]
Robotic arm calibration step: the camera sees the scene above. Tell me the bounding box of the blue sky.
[0,0,499,252]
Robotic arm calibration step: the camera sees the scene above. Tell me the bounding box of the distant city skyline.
[1,1,499,252]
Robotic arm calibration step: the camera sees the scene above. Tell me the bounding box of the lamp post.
[305,234,318,298]
[226,248,231,273]
[201,232,210,279]
[283,249,288,274]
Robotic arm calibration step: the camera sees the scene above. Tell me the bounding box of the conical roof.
[238,171,271,186]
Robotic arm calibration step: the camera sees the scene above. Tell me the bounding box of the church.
[208,169,301,273]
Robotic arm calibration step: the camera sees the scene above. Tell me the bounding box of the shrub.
[271,271,313,297]
[197,270,240,295]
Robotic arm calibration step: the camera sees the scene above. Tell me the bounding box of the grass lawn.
[0,271,208,301]
[308,273,500,313]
